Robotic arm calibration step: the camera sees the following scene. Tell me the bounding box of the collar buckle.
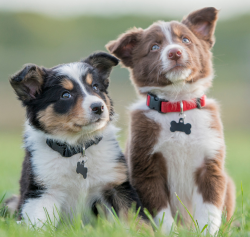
[148,93,167,112]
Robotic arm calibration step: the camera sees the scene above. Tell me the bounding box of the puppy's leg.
[21,193,61,229]
[102,181,154,233]
[194,159,227,235]
[128,110,173,234]
[103,181,147,220]
[223,175,235,221]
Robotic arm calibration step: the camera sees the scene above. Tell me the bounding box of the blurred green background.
[0,12,249,208]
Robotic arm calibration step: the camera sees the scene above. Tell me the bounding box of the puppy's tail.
[4,195,20,216]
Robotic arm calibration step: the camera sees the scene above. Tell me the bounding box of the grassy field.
[0,130,250,236]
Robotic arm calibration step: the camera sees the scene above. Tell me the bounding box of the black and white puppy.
[8,52,147,228]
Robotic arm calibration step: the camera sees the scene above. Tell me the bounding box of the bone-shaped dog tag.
[170,118,192,135]
[76,161,88,179]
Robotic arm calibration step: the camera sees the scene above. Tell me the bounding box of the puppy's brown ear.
[182,7,219,47]
[10,64,44,102]
[106,27,143,68]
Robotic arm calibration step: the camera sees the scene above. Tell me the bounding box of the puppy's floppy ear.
[182,7,219,48]
[106,27,143,68]
[10,64,45,102]
[84,52,119,87]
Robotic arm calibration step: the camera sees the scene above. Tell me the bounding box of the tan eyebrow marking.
[61,78,74,90]
[86,73,93,86]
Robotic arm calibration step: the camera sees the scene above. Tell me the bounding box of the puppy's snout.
[90,102,104,115]
[168,48,182,61]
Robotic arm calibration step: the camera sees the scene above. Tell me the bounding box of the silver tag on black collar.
[76,160,88,179]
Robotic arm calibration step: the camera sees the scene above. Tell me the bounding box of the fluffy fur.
[107,7,235,235]
[7,52,148,228]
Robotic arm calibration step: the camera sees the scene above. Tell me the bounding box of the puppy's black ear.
[182,7,219,47]
[84,52,119,84]
[10,64,45,102]
[106,27,143,68]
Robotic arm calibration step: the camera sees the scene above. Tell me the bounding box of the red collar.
[146,94,206,113]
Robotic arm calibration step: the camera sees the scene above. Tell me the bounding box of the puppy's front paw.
[154,207,174,235]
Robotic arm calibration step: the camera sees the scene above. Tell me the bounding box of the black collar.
[46,137,103,158]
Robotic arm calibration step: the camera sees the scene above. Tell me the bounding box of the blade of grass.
[241,182,245,232]
[0,193,6,204]
[201,224,208,233]
[111,206,120,224]
[143,208,158,231]
[159,211,165,229]
[175,192,200,234]
[132,206,141,223]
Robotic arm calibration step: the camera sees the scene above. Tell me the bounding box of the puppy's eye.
[182,37,190,44]
[151,44,160,51]
[61,91,71,99]
[92,84,99,92]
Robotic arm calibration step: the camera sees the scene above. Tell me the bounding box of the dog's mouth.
[164,63,192,82]
[73,117,108,134]
[74,117,106,128]
[168,63,186,71]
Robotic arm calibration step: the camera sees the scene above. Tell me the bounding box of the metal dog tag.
[170,118,192,135]
[76,148,87,179]
[170,101,191,135]
[76,160,88,179]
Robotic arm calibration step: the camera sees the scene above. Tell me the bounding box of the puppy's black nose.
[90,102,104,115]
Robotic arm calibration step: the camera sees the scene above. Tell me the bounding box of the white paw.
[154,207,174,235]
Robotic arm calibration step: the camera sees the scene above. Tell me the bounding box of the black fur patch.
[17,148,46,218]
[103,181,148,220]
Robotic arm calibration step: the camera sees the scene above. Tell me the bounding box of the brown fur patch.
[182,7,219,47]
[195,157,226,208]
[113,163,128,186]
[61,79,74,90]
[204,101,223,137]
[127,110,169,215]
[86,73,93,86]
[195,98,235,218]
[38,97,87,135]
[106,27,144,68]
[223,176,235,221]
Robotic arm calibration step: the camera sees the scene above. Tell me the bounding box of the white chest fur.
[131,98,223,223]
[24,124,122,218]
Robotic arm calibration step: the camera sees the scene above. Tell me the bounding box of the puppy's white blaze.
[154,207,174,234]
[159,21,173,44]
[193,190,222,235]
[55,62,89,94]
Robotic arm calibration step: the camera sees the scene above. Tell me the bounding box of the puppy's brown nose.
[90,102,104,115]
[168,48,182,61]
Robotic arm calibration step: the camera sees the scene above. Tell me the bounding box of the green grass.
[0,130,249,236]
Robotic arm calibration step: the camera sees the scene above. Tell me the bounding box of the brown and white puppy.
[7,52,148,228]
[107,8,235,235]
